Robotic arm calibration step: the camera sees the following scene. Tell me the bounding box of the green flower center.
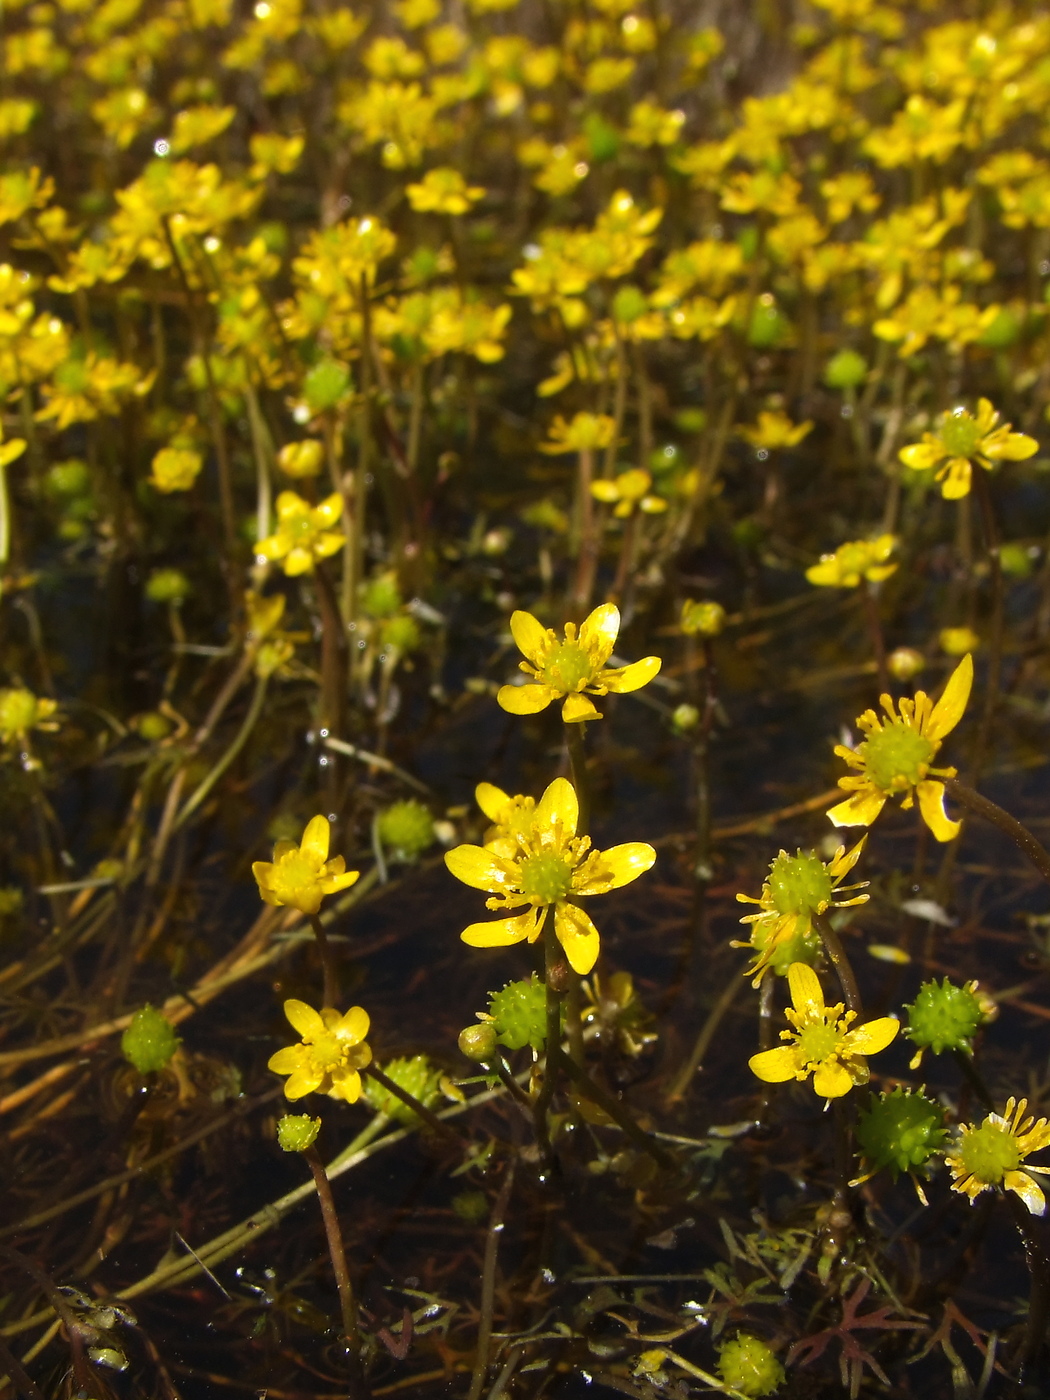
[795,1019,841,1064]
[309,1032,345,1072]
[859,720,935,792]
[958,1121,1021,1185]
[767,852,833,917]
[287,512,317,543]
[939,411,983,460]
[518,852,574,902]
[541,641,596,694]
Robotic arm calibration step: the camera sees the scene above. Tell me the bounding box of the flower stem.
[532,920,562,1172]
[944,779,1050,888]
[559,1054,673,1170]
[1007,1192,1050,1371]
[308,912,341,1010]
[360,1064,461,1141]
[564,722,590,835]
[571,448,599,611]
[665,971,742,1104]
[969,465,1004,778]
[302,1146,367,1396]
[860,580,889,695]
[466,1157,516,1400]
[173,675,269,831]
[815,915,863,1017]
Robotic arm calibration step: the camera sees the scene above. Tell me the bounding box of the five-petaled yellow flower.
[268,999,372,1103]
[899,399,1037,500]
[444,776,655,974]
[946,1097,1050,1216]
[739,410,813,451]
[0,687,59,746]
[256,490,345,576]
[828,653,972,842]
[734,841,869,984]
[253,814,360,916]
[498,603,661,723]
[749,962,899,1100]
[806,535,897,589]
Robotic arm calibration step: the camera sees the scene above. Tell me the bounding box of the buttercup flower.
[899,400,1037,500]
[828,654,972,842]
[734,841,869,984]
[946,1098,1050,1216]
[444,776,655,974]
[590,468,668,517]
[806,535,897,588]
[739,410,813,451]
[253,814,360,915]
[406,167,485,214]
[749,962,899,1100]
[149,446,203,493]
[539,413,616,454]
[256,491,345,576]
[0,687,59,745]
[497,603,662,723]
[268,999,372,1103]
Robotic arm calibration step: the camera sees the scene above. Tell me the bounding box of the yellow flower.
[268,999,372,1103]
[590,468,668,518]
[406,167,486,215]
[805,534,897,588]
[149,446,203,493]
[947,1098,1050,1216]
[828,654,973,842]
[256,491,345,576]
[749,962,899,1100]
[738,410,813,451]
[0,687,59,745]
[539,412,616,455]
[252,814,360,915]
[276,440,324,478]
[444,776,654,974]
[899,400,1038,500]
[734,842,869,984]
[498,603,662,723]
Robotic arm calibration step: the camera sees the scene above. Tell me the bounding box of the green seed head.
[380,614,421,653]
[146,568,191,604]
[939,408,983,460]
[361,570,402,620]
[303,359,350,414]
[680,599,726,637]
[541,639,595,693]
[277,1114,320,1152]
[717,1334,785,1398]
[855,1087,947,1178]
[824,348,868,390]
[376,799,434,862]
[518,852,574,903]
[905,978,984,1054]
[121,1005,180,1073]
[362,1055,442,1124]
[488,977,550,1051]
[957,1119,1021,1186]
[859,719,935,791]
[766,850,833,918]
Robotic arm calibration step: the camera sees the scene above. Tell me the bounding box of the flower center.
[795,1019,841,1064]
[767,852,833,917]
[309,1032,345,1072]
[518,852,575,902]
[859,720,935,792]
[958,1121,1021,1185]
[287,512,317,542]
[541,640,596,694]
[939,411,983,460]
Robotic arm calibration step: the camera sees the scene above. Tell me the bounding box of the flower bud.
[888,646,925,681]
[277,440,324,479]
[146,568,191,604]
[939,626,979,656]
[458,1023,499,1062]
[121,1005,180,1073]
[277,1114,321,1152]
[672,703,700,734]
[376,800,435,862]
[680,599,726,637]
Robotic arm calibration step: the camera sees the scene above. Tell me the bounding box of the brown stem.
[466,1159,516,1400]
[945,780,1050,888]
[531,918,561,1173]
[0,1328,44,1400]
[815,916,863,1017]
[0,1245,94,1395]
[302,1148,367,1396]
[1007,1193,1050,1370]
[969,465,1004,778]
[571,448,599,610]
[308,913,341,1010]
[564,722,590,836]
[559,1055,673,1170]
[860,581,889,696]
[313,562,348,743]
[664,972,742,1104]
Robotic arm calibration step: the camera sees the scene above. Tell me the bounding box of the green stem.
[0,460,10,565]
[969,465,1003,778]
[173,675,269,831]
[564,722,590,835]
[571,448,599,611]
[945,779,1050,888]
[665,972,742,1104]
[308,911,341,1011]
[532,917,561,1172]
[466,1159,516,1400]
[815,915,863,1017]
[361,1064,461,1141]
[860,580,889,696]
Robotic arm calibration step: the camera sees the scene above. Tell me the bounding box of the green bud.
[0,885,23,917]
[747,297,790,349]
[379,614,421,653]
[855,1087,946,1179]
[121,1005,180,1073]
[673,408,707,434]
[303,360,351,414]
[672,703,700,734]
[361,570,402,619]
[650,443,681,473]
[680,599,726,637]
[612,284,648,325]
[136,711,173,742]
[888,646,925,681]
[146,568,191,604]
[977,306,1022,350]
[376,799,434,862]
[362,1055,442,1124]
[823,349,868,390]
[717,1334,785,1398]
[488,977,550,1052]
[904,977,984,1055]
[46,459,90,498]
[999,542,1034,579]
[459,1022,498,1062]
[277,1114,321,1152]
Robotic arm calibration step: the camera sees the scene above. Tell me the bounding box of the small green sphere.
[380,614,421,653]
[824,348,868,390]
[361,571,402,620]
[717,1334,785,1398]
[277,1114,321,1152]
[905,978,984,1055]
[488,977,550,1052]
[376,800,435,862]
[146,568,191,605]
[121,1005,180,1073]
[856,1086,947,1179]
[303,359,350,414]
[680,599,726,637]
[672,703,700,734]
[459,1023,499,1062]
[136,711,173,742]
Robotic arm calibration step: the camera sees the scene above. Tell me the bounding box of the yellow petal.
[992,432,1037,461]
[336,1005,370,1043]
[509,609,549,666]
[475,782,510,822]
[813,1059,855,1098]
[444,844,517,893]
[916,779,961,843]
[275,490,304,518]
[283,546,315,576]
[940,457,972,499]
[328,1068,363,1103]
[460,907,543,948]
[561,691,601,722]
[268,1045,306,1074]
[590,480,621,503]
[748,1045,799,1083]
[315,531,346,561]
[554,901,601,974]
[787,962,825,1017]
[300,814,331,865]
[285,998,326,1040]
[899,442,942,471]
[498,683,553,715]
[1005,1171,1046,1216]
[321,868,360,896]
[284,1066,324,1099]
[536,776,578,836]
[575,842,656,895]
[601,655,662,693]
[252,860,279,903]
[926,652,973,741]
[827,836,866,879]
[578,603,620,667]
[827,789,887,828]
[315,493,344,528]
[845,1016,899,1055]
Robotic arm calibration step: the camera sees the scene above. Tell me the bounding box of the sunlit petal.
[336,1006,370,1043]
[845,1016,900,1055]
[444,844,518,893]
[927,653,973,740]
[748,1046,799,1083]
[602,655,662,693]
[827,836,866,879]
[509,610,549,666]
[916,780,961,843]
[498,683,553,715]
[561,692,602,723]
[320,868,360,895]
[575,842,656,894]
[787,962,825,1017]
[284,1065,324,1099]
[828,789,887,828]
[460,907,543,947]
[315,493,344,528]
[475,782,511,823]
[940,457,972,499]
[1005,1171,1046,1216]
[813,1060,855,1098]
[268,1046,305,1074]
[899,442,942,471]
[328,1068,363,1104]
[578,602,620,667]
[284,998,326,1040]
[536,776,578,836]
[554,902,601,974]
